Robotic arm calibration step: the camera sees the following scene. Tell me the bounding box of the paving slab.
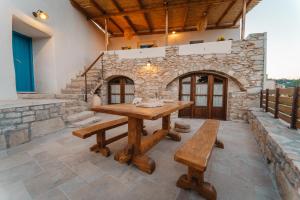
[0,113,281,200]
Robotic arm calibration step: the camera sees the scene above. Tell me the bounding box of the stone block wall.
[248,108,300,199]
[100,33,266,121]
[0,102,65,149]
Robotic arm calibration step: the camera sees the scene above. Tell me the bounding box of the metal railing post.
[84,74,88,102]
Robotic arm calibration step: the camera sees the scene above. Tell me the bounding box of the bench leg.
[176,167,217,200]
[215,138,224,149]
[90,131,111,157]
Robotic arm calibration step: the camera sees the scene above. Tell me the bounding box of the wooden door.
[12,31,35,92]
[211,76,227,120]
[194,74,209,118]
[179,73,227,120]
[108,77,134,104]
[179,76,192,117]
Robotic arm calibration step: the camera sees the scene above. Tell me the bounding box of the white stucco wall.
[0,0,105,100]
[108,28,240,50]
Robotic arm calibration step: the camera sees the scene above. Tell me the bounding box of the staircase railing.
[81,52,104,102]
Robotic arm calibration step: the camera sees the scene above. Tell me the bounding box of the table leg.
[142,120,148,136]
[164,115,181,141]
[114,117,155,174]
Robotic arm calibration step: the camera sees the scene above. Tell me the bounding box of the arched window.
[108,76,135,104]
[179,73,228,120]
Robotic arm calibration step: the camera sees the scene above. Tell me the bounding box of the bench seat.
[73,117,128,157]
[174,119,224,200]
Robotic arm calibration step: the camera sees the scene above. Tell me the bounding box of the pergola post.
[241,0,247,40]
[165,2,168,46]
[105,18,108,51]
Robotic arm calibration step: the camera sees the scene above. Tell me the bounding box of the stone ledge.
[0,101,66,150]
[248,108,300,200]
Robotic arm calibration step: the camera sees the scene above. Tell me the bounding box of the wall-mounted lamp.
[32,10,49,20]
[146,60,151,68]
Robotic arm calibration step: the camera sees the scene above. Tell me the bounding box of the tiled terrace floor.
[0,114,281,200]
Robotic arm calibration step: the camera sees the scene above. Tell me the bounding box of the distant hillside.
[276,79,300,88]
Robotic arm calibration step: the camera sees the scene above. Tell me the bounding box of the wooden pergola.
[71,0,261,47]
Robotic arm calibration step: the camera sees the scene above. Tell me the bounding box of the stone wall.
[100,33,266,120]
[248,108,300,199]
[0,101,65,149]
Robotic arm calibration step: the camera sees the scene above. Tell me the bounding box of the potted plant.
[217,36,225,41]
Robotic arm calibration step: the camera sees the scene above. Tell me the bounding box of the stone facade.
[248,108,300,199]
[0,102,65,149]
[100,33,266,120]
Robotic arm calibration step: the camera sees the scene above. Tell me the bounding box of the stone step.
[64,82,98,90]
[70,81,97,88]
[18,93,56,99]
[68,115,102,128]
[55,94,86,100]
[76,70,101,78]
[61,88,83,94]
[64,106,89,116]
[73,76,99,81]
[66,111,95,123]
[64,100,87,108]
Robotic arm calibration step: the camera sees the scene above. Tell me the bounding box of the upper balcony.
[71,0,262,50]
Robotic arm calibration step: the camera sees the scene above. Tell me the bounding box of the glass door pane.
[195,75,208,106]
[110,82,121,104]
[111,95,121,104]
[181,76,191,101]
[111,85,120,94]
[213,78,223,107]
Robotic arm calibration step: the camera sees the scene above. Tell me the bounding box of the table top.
[92,101,193,120]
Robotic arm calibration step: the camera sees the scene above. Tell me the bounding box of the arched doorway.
[179,73,228,120]
[108,76,135,104]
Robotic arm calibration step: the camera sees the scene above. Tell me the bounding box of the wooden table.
[92,101,193,174]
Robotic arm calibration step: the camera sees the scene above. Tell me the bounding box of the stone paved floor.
[0,114,281,200]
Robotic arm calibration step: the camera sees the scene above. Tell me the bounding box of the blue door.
[12,31,35,92]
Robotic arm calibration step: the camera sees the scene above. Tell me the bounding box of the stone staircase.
[60,67,103,127]
[18,66,104,128]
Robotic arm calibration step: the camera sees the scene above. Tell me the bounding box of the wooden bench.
[73,117,129,157]
[174,119,224,200]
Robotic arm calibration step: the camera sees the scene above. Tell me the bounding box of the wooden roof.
[70,0,261,37]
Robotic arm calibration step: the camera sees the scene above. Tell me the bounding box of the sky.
[246,0,300,79]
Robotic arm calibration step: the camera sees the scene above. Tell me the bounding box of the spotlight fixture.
[146,60,151,68]
[32,10,49,20]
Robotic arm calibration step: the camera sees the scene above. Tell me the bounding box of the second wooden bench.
[73,117,128,157]
[174,119,224,200]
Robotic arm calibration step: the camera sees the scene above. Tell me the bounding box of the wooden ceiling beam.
[182,0,189,31]
[70,0,110,33]
[111,0,137,33]
[137,0,152,32]
[111,24,239,37]
[93,0,235,19]
[70,0,90,19]
[234,0,253,25]
[216,0,236,25]
[91,0,123,33]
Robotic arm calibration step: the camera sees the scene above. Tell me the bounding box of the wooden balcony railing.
[260,87,300,129]
[81,52,104,102]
